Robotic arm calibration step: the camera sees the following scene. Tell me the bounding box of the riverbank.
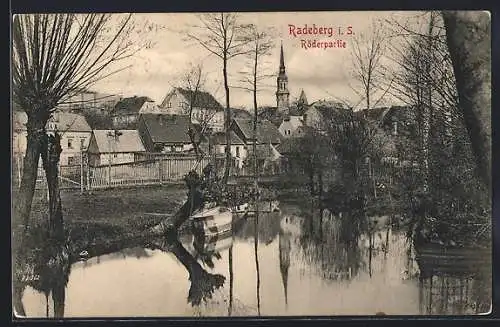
[13,185,190,260]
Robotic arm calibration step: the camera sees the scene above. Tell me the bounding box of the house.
[12,110,92,166]
[303,100,351,132]
[279,116,305,138]
[87,130,146,166]
[211,131,247,168]
[111,96,155,129]
[357,105,419,163]
[230,118,282,146]
[159,87,225,132]
[138,114,201,153]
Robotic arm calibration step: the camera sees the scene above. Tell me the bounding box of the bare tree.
[180,64,211,161]
[442,11,491,189]
[184,13,253,185]
[350,21,389,109]
[383,12,456,191]
[236,25,274,185]
[12,13,148,276]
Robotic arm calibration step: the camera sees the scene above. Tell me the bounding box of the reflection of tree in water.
[416,248,491,315]
[149,237,226,307]
[297,208,366,282]
[14,225,71,318]
[278,227,291,308]
[235,212,281,245]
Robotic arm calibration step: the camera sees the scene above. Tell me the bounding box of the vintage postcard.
[11,11,491,318]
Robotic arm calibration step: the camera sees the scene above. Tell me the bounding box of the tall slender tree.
[185,13,253,186]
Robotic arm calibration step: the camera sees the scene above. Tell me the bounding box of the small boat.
[190,206,234,243]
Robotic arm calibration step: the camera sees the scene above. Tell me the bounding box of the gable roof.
[162,88,223,111]
[211,131,245,145]
[298,89,308,105]
[91,130,146,153]
[307,101,352,121]
[357,105,416,125]
[140,114,194,144]
[113,96,154,115]
[233,118,282,144]
[13,111,92,132]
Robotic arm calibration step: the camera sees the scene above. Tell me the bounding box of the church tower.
[276,42,290,113]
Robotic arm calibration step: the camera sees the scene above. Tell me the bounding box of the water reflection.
[416,246,491,315]
[278,222,291,307]
[149,237,226,307]
[19,202,491,317]
[15,241,71,318]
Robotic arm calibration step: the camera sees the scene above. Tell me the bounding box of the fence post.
[159,154,163,185]
[87,162,91,192]
[80,151,84,194]
[108,160,111,187]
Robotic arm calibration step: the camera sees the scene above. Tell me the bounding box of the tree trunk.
[41,133,64,242]
[222,50,232,186]
[149,173,204,236]
[442,11,491,189]
[13,115,46,288]
[13,117,45,240]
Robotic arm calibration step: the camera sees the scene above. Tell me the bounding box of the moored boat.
[191,206,233,242]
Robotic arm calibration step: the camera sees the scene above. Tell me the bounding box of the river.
[20,201,491,317]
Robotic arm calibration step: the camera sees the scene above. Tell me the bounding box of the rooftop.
[90,130,146,153]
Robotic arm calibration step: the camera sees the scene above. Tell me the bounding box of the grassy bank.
[13,185,190,260]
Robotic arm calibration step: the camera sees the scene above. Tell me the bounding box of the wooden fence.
[86,156,211,190]
[13,157,83,191]
[13,153,212,192]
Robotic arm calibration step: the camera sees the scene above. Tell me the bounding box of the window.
[67,156,75,165]
[114,154,118,158]
[392,121,398,136]
[236,146,240,157]
[167,102,172,108]
[176,146,183,152]
[67,138,73,149]
[80,138,86,149]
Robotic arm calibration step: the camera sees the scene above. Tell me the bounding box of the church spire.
[279,41,285,74]
[276,41,290,113]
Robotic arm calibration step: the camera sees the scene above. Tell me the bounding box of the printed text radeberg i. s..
[288,24,354,50]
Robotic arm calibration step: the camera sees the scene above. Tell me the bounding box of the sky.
[91,11,426,110]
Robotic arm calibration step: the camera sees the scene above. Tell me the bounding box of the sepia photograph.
[11,10,491,318]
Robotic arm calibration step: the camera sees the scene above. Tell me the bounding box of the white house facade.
[159,87,225,132]
[13,111,92,166]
